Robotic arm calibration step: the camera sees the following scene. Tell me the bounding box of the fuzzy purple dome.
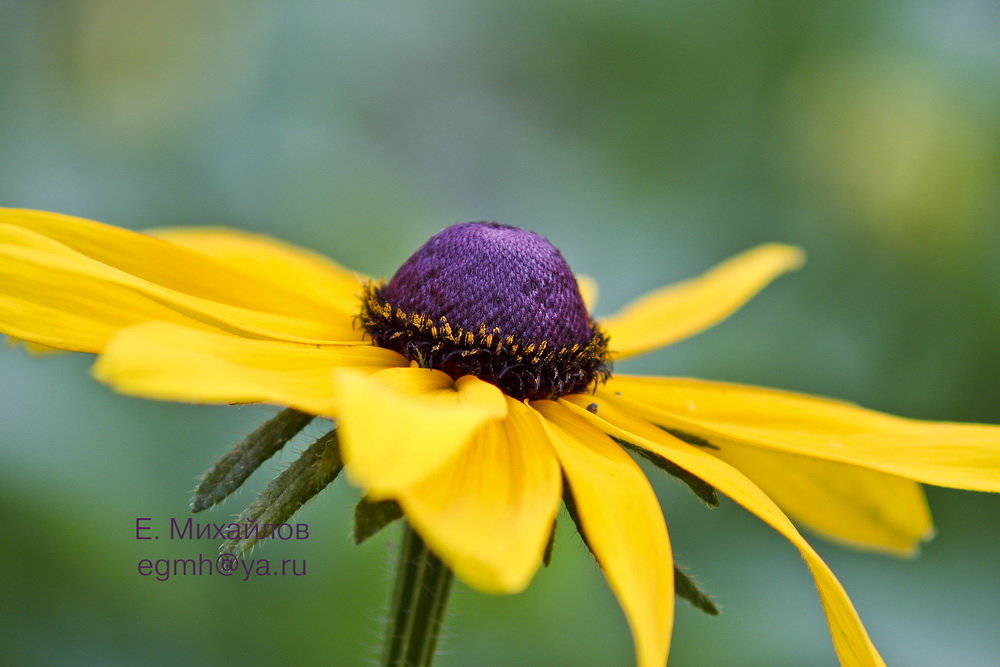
[381,222,592,348]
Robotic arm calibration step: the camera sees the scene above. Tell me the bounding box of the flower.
[2,208,999,666]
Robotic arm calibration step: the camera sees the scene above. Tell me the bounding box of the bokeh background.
[1,1,998,665]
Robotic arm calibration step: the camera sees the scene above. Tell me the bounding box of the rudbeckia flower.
[2,208,999,666]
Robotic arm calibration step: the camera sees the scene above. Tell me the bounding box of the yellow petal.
[149,227,365,316]
[710,438,933,556]
[608,375,1000,492]
[332,368,508,498]
[565,395,884,667]
[0,240,227,353]
[5,336,68,357]
[576,274,599,312]
[601,244,804,359]
[0,208,348,322]
[395,398,561,593]
[534,400,673,667]
[93,321,402,414]
[0,225,360,346]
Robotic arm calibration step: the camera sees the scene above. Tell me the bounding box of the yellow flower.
[2,208,999,667]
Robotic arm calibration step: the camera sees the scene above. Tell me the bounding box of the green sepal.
[354,497,403,545]
[661,426,719,450]
[565,480,721,616]
[221,429,342,556]
[191,408,314,512]
[562,480,596,558]
[542,519,556,567]
[674,565,720,616]
[614,437,720,508]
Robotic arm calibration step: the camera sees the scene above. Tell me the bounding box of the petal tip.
[762,242,807,271]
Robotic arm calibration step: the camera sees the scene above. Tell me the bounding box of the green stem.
[381,522,454,667]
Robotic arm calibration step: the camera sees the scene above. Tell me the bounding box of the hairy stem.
[381,522,453,667]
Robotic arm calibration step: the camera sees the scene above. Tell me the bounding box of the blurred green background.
[1,1,998,665]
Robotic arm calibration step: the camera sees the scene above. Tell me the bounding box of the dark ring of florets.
[359,283,611,401]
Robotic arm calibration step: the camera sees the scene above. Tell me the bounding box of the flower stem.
[381,522,453,667]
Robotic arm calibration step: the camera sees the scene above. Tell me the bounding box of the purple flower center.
[360,222,610,400]
[382,222,592,348]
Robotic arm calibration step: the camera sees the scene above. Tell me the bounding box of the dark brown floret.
[359,284,611,401]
